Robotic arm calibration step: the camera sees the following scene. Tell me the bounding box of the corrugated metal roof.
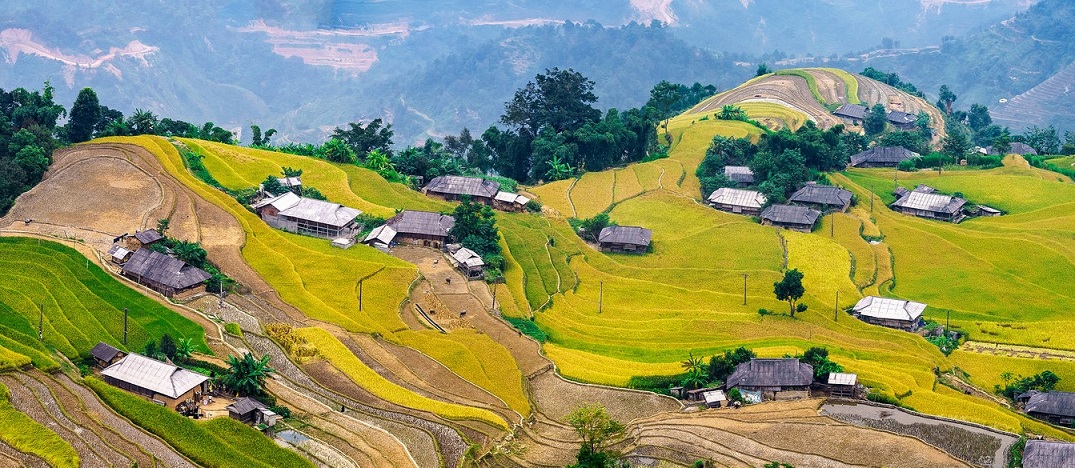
[760,204,821,225]
[227,397,268,415]
[452,247,485,268]
[598,226,653,247]
[134,229,163,244]
[833,104,866,119]
[1026,391,1075,418]
[425,176,500,198]
[121,249,211,290]
[101,353,207,399]
[789,184,852,207]
[891,190,966,214]
[252,192,301,211]
[707,188,767,209]
[726,359,813,388]
[827,372,857,386]
[887,110,916,124]
[723,166,755,183]
[277,176,302,187]
[986,142,1038,155]
[1024,440,1075,468]
[90,342,122,363]
[278,198,361,227]
[108,245,131,259]
[849,147,920,167]
[852,296,926,321]
[703,390,727,404]
[386,211,455,237]
[363,225,397,246]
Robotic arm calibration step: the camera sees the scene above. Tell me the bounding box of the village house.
[1024,391,1075,426]
[788,183,853,212]
[886,110,917,130]
[126,228,163,251]
[121,248,210,298]
[826,372,859,399]
[832,104,867,126]
[449,245,485,280]
[850,296,926,331]
[253,192,362,239]
[1023,440,1075,468]
[493,191,531,212]
[227,397,279,428]
[985,142,1038,156]
[702,389,727,408]
[759,204,821,232]
[107,244,133,264]
[100,352,209,409]
[724,358,814,402]
[277,176,302,194]
[423,175,500,204]
[890,185,967,222]
[597,225,653,254]
[849,146,921,168]
[723,166,755,186]
[707,188,767,216]
[364,210,455,249]
[90,342,125,368]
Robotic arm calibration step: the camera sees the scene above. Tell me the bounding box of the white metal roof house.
[494,191,531,211]
[100,353,209,409]
[851,296,927,331]
[253,192,362,239]
[450,246,485,280]
[890,185,967,223]
[707,188,768,216]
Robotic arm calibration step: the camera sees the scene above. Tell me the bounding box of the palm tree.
[221,353,274,397]
[681,353,709,390]
[174,338,196,360]
[128,108,158,135]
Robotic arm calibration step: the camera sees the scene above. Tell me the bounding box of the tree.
[364,148,397,178]
[967,104,992,132]
[128,108,158,135]
[175,338,196,360]
[159,334,177,360]
[281,166,303,178]
[95,105,124,136]
[262,175,284,195]
[941,132,970,162]
[707,347,755,383]
[66,88,100,143]
[864,104,888,136]
[718,105,747,121]
[774,269,806,317]
[756,63,771,76]
[448,199,502,268]
[750,148,808,201]
[992,129,1012,156]
[322,138,356,163]
[332,119,394,159]
[1024,125,1061,154]
[574,213,612,242]
[502,67,600,138]
[221,352,274,397]
[937,85,957,115]
[647,80,680,121]
[800,347,843,381]
[564,404,625,461]
[250,124,277,147]
[156,218,170,237]
[681,353,709,390]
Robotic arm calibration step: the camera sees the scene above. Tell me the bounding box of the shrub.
[897,159,916,172]
[525,199,543,213]
[504,317,548,343]
[626,374,684,394]
[224,323,243,337]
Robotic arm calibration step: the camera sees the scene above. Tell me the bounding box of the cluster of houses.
[832,104,918,131]
[90,342,278,428]
[706,181,853,232]
[107,229,211,299]
[422,175,532,212]
[675,358,862,407]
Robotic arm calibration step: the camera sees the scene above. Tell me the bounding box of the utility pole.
[358,278,364,312]
[870,193,874,213]
[742,273,748,305]
[491,278,500,312]
[830,214,834,237]
[123,308,129,345]
[834,290,840,322]
[38,304,43,340]
[946,309,951,332]
[598,281,604,314]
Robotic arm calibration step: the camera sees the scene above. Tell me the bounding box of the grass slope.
[0,380,79,468]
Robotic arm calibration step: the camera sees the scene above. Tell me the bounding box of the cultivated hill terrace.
[0,69,1073,466]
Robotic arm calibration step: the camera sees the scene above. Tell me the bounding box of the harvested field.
[689,74,841,129]
[855,75,947,142]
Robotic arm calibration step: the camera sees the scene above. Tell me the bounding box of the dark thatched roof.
[1024,440,1075,468]
[121,249,211,290]
[227,397,268,416]
[833,104,866,120]
[90,342,122,363]
[886,110,916,125]
[760,204,821,226]
[789,184,852,208]
[987,142,1038,155]
[425,176,499,198]
[1026,391,1075,418]
[134,229,163,244]
[849,147,920,167]
[386,211,455,238]
[598,226,652,247]
[726,359,813,389]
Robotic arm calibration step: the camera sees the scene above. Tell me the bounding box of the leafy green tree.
[565,404,626,467]
[941,132,971,161]
[1024,125,1061,154]
[156,218,170,237]
[574,213,613,242]
[303,187,326,200]
[647,80,681,121]
[159,334,177,360]
[750,148,808,201]
[170,240,207,268]
[681,353,709,390]
[992,129,1012,155]
[878,131,928,156]
[756,63,771,76]
[996,370,1060,400]
[915,111,933,141]
[502,67,600,138]
[1062,131,1075,155]
[221,353,275,397]
[718,105,747,121]
[322,138,356,163]
[800,347,843,380]
[864,104,888,136]
[707,347,756,383]
[449,199,502,268]
[332,119,394,159]
[128,108,158,135]
[937,85,957,115]
[967,104,992,132]
[66,88,100,143]
[175,338,196,360]
[281,166,303,178]
[262,175,284,195]
[250,125,277,147]
[95,105,125,136]
[774,269,806,317]
[364,149,397,177]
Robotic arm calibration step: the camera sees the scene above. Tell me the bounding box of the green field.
[0,237,208,364]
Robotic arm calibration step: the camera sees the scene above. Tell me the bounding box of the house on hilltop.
[121,248,210,298]
[890,185,966,222]
[423,175,499,204]
[1025,391,1075,426]
[833,104,867,126]
[707,188,767,216]
[101,352,209,409]
[364,210,455,249]
[850,296,926,331]
[759,204,821,232]
[886,110,917,130]
[849,146,921,168]
[1023,440,1075,468]
[724,358,813,401]
[788,183,853,212]
[597,226,652,254]
[723,166,755,186]
[253,192,362,239]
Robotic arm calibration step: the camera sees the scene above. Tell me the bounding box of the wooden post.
[38,304,43,340]
[491,279,499,311]
[830,214,834,237]
[598,281,603,314]
[870,193,874,213]
[834,290,839,322]
[359,278,364,312]
[946,309,951,332]
[742,273,748,306]
[123,308,128,345]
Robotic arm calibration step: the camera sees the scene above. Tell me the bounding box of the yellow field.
[527,178,575,217]
[737,102,811,131]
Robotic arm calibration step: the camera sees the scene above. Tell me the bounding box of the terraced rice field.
[0,237,207,361]
[855,75,947,141]
[688,73,842,129]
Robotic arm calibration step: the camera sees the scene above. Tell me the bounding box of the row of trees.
[67,88,235,144]
[0,83,65,215]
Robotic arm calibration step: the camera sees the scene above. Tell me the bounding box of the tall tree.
[128,108,158,135]
[967,104,992,132]
[564,404,625,464]
[332,119,394,159]
[937,85,957,115]
[1024,125,1061,154]
[864,104,888,136]
[322,138,356,163]
[221,353,274,397]
[992,129,1012,156]
[774,269,806,317]
[502,67,600,138]
[941,132,971,161]
[66,88,100,143]
[448,199,502,268]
